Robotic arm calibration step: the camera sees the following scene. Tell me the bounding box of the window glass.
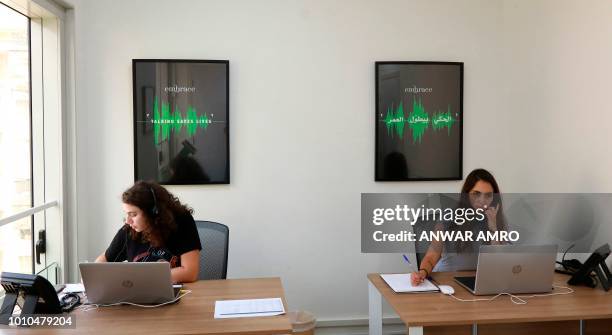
[0,3,32,275]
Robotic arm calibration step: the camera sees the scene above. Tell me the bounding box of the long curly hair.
[122,181,193,247]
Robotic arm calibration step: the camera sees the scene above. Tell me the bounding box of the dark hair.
[122,181,193,247]
[454,168,507,252]
[461,168,501,196]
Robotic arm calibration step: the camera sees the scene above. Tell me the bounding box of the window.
[0,0,68,291]
[0,2,32,275]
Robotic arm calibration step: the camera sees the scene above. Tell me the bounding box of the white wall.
[67,0,612,322]
[501,0,612,192]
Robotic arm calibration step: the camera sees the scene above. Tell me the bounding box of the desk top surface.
[1,277,292,335]
[369,271,612,327]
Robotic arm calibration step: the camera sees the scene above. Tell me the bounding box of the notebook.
[380,273,439,293]
[214,298,285,318]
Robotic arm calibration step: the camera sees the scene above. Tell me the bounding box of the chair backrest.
[195,220,229,280]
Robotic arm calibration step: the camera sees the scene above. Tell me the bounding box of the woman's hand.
[170,250,200,283]
[410,269,427,286]
[95,252,107,262]
[484,204,499,231]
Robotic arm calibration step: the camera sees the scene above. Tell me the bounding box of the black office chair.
[195,220,229,280]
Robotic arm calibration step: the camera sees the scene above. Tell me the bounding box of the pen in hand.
[411,270,427,286]
[403,254,424,286]
[404,254,439,288]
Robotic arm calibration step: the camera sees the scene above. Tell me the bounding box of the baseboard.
[315,317,406,335]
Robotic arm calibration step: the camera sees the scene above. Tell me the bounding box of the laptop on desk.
[79,262,181,305]
[454,244,557,295]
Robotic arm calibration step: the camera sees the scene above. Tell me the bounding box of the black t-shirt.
[105,213,202,268]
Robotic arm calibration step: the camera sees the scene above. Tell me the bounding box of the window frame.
[0,0,73,283]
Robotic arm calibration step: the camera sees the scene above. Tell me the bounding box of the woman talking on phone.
[411,168,508,285]
[95,181,202,283]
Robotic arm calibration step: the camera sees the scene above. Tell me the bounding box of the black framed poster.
[133,59,229,184]
[375,61,463,181]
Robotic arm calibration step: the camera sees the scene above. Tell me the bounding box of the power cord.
[556,244,583,273]
[80,290,192,312]
[554,244,598,286]
[446,284,574,305]
[561,244,575,266]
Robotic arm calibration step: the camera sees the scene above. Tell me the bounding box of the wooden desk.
[1,277,292,335]
[368,272,612,335]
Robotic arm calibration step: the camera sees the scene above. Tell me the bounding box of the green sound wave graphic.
[432,106,455,134]
[152,96,211,145]
[382,98,456,143]
[407,99,429,143]
[384,101,405,139]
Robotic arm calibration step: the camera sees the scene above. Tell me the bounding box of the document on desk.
[63,283,85,293]
[214,297,285,319]
[381,273,439,293]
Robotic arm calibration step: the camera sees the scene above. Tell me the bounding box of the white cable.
[447,284,574,305]
[81,290,192,312]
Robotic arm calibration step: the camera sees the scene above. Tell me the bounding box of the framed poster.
[375,61,463,181]
[133,59,229,184]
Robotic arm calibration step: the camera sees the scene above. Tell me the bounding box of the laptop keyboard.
[454,276,476,291]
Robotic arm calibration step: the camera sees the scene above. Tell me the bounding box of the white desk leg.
[408,326,424,335]
[368,281,382,335]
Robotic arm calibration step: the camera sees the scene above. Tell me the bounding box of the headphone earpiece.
[149,187,159,217]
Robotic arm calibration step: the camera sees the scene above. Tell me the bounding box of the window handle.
[35,230,46,265]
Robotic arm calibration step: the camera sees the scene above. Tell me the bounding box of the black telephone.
[567,244,612,291]
[490,194,500,208]
[0,272,62,325]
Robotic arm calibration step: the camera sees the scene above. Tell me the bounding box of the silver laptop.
[79,262,179,304]
[454,244,557,295]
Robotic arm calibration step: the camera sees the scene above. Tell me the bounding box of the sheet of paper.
[63,283,85,293]
[214,297,285,319]
[380,273,439,293]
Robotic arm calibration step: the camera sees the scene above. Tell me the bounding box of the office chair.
[195,220,229,280]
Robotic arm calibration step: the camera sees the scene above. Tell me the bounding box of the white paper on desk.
[214,298,285,319]
[381,274,439,293]
[63,283,85,293]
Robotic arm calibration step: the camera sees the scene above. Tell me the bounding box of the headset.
[111,226,129,262]
[60,293,81,312]
[149,186,159,218]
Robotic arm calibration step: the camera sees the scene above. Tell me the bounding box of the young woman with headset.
[95,181,202,283]
[411,168,508,286]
